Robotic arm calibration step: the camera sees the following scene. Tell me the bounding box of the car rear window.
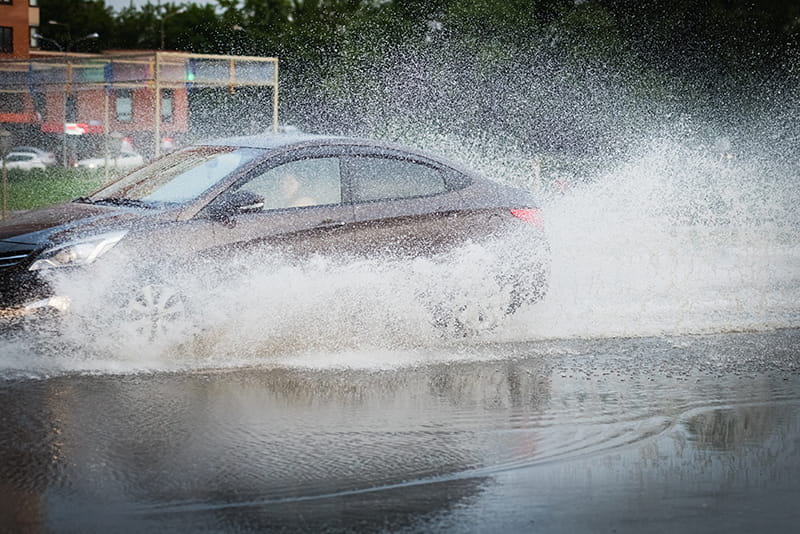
[349,157,446,202]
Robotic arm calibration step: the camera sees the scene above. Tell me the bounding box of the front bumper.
[0,295,71,323]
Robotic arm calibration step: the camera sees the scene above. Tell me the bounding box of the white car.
[4,152,48,170]
[75,151,145,170]
[11,146,57,166]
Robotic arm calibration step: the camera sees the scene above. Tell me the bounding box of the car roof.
[196,132,471,173]
[199,132,373,150]
[77,151,138,161]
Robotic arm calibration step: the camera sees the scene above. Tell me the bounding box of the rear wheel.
[437,298,508,337]
[503,259,550,315]
[432,259,549,338]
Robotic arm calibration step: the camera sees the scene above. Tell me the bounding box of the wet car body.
[0,133,548,334]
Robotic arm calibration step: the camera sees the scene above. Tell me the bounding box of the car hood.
[0,202,166,245]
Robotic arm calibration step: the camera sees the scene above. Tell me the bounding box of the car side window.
[349,157,446,202]
[239,157,342,210]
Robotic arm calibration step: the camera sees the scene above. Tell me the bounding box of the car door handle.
[315,219,348,229]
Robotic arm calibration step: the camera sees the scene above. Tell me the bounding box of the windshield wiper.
[92,197,152,208]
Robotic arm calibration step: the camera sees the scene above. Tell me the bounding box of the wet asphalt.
[0,328,798,533]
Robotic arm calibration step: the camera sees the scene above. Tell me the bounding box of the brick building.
[0,0,38,60]
[1,4,278,163]
[1,0,40,134]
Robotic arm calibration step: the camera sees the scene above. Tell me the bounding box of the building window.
[0,1,13,6]
[30,0,39,6]
[115,89,132,123]
[65,94,77,122]
[0,93,24,114]
[0,27,12,54]
[32,92,45,117]
[161,89,174,123]
[30,27,39,48]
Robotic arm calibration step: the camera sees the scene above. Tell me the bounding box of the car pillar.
[0,129,12,219]
[108,131,124,180]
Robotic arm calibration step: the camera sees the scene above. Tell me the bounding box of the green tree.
[112,3,159,49]
[38,0,114,52]
[169,4,225,53]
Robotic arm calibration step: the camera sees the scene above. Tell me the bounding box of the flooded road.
[1,129,798,532]
[1,328,798,533]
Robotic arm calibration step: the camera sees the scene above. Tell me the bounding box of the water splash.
[502,135,800,340]
[1,127,798,377]
[3,27,799,376]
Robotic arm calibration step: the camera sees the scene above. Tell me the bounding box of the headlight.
[29,230,128,271]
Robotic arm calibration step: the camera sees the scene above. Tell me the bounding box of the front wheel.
[125,283,189,341]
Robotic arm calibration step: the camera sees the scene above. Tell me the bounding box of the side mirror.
[208,190,265,222]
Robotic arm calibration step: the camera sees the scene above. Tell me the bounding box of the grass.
[1,167,112,213]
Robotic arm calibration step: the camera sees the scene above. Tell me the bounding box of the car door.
[344,151,470,258]
[202,154,356,259]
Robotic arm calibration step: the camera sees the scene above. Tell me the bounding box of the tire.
[503,259,550,315]
[431,259,550,338]
[436,301,506,338]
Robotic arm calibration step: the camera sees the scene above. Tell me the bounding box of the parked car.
[3,151,48,170]
[0,133,549,337]
[10,146,57,167]
[74,151,145,170]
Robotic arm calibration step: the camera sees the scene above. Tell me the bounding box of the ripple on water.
[0,331,798,513]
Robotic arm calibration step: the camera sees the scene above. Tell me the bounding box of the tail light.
[510,208,544,229]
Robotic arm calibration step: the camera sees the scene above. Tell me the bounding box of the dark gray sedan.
[0,133,549,337]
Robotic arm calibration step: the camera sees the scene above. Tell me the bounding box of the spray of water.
[504,136,800,340]
[292,35,800,343]
[1,32,798,376]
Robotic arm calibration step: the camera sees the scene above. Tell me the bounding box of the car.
[0,133,549,338]
[10,146,57,167]
[3,151,48,170]
[75,151,145,170]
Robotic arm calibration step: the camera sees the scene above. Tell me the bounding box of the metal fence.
[0,52,279,158]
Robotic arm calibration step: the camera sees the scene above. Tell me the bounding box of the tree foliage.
[37,0,799,70]
[36,0,800,150]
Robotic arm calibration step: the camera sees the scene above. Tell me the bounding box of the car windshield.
[88,147,265,205]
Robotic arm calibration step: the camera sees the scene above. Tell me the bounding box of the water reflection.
[685,403,795,452]
[0,333,799,532]
[0,357,554,531]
